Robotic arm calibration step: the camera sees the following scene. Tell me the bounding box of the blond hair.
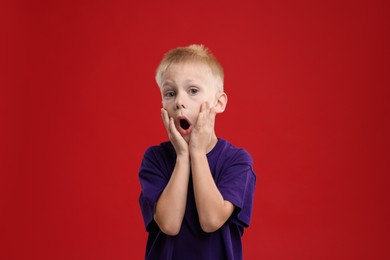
[155,44,224,91]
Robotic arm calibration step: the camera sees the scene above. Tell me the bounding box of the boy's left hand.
[189,102,216,155]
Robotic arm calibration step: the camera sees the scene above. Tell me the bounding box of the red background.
[1,0,389,259]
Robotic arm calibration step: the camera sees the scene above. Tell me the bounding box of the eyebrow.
[161,79,201,90]
[183,79,203,87]
[161,80,175,89]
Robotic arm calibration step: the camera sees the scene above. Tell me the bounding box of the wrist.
[176,152,190,161]
[189,149,207,158]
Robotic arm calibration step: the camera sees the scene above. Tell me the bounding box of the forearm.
[154,154,190,236]
[191,152,234,233]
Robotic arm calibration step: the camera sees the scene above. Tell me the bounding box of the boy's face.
[160,61,222,142]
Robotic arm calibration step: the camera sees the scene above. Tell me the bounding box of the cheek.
[161,99,171,109]
[204,94,217,107]
[162,101,176,117]
[194,103,202,113]
[192,97,213,112]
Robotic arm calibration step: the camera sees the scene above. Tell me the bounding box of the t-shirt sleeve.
[138,146,169,232]
[217,149,256,228]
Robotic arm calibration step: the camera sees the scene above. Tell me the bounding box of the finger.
[196,110,204,128]
[209,107,216,127]
[169,117,179,136]
[202,102,209,124]
[200,102,206,113]
[204,102,210,121]
[161,108,170,132]
[169,117,186,143]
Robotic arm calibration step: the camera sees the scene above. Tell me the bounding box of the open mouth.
[180,119,191,130]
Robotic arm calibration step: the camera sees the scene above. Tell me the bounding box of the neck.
[206,133,218,154]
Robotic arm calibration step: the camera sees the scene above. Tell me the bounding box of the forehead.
[163,61,215,85]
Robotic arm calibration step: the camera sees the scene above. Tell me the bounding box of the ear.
[214,92,228,113]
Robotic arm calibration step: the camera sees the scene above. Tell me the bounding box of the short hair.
[155,44,224,91]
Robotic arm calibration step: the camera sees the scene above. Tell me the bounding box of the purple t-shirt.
[139,138,256,260]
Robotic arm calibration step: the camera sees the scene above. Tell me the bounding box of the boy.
[138,44,256,259]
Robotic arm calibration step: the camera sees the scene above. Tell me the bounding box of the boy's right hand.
[161,108,189,156]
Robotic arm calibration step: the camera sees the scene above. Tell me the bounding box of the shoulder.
[216,138,253,166]
[143,141,174,158]
[139,141,176,179]
[141,141,176,167]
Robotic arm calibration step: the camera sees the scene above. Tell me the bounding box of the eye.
[164,91,175,98]
[189,88,199,95]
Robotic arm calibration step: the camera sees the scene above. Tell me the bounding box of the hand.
[189,102,217,155]
[161,108,189,156]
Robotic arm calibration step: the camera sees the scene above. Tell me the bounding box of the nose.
[175,93,186,110]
